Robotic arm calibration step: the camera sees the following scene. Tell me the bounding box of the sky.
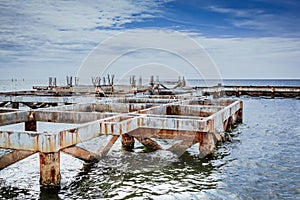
[0,0,299,81]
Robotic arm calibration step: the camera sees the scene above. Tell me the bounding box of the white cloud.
[208,5,299,37]
[0,0,173,79]
[0,0,299,81]
[196,37,300,79]
[208,6,264,18]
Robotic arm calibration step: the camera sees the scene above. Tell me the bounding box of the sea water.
[0,79,299,199]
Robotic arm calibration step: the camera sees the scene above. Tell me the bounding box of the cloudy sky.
[0,0,299,81]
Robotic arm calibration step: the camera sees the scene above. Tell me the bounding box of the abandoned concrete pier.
[3,76,297,187]
[198,85,300,98]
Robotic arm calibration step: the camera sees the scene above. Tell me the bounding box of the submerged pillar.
[199,132,216,158]
[39,152,61,187]
[121,134,135,151]
[236,109,243,123]
[11,102,19,109]
[223,117,233,132]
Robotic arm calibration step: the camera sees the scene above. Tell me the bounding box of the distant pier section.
[197,85,300,98]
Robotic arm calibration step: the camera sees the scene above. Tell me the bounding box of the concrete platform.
[0,88,242,187]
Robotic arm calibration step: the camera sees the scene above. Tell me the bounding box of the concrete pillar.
[25,120,37,131]
[11,102,19,109]
[223,117,233,132]
[234,109,243,124]
[121,134,134,151]
[199,132,216,158]
[39,152,61,187]
[25,111,37,131]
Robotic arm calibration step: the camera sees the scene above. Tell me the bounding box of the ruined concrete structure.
[1,76,300,187]
[0,87,242,187]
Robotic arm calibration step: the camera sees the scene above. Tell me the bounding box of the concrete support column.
[199,132,216,158]
[25,120,37,131]
[11,102,19,109]
[236,109,243,123]
[25,111,37,131]
[39,152,61,187]
[121,134,134,151]
[223,117,233,132]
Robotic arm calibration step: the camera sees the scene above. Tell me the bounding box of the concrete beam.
[165,105,222,117]
[0,95,96,104]
[129,128,199,141]
[167,139,198,155]
[100,116,139,135]
[94,103,158,113]
[96,135,119,158]
[62,146,97,162]
[0,150,36,169]
[135,137,162,150]
[116,97,177,104]
[0,111,28,126]
[0,131,59,152]
[35,110,115,124]
[140,115,211,132]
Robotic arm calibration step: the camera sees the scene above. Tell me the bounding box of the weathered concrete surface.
[121,134,135,151]
[39,152,61,187]
[135,137,162,151]
[199,86,300,98]
[199,132,217,158]
[62,146,97,162]
[0,150,36,169]
[0,98,242,153]
[25,111,37,131]
[96,135,119,158]
[0,110,28,126]
[0,95,243,187]
[0,131,60,152]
